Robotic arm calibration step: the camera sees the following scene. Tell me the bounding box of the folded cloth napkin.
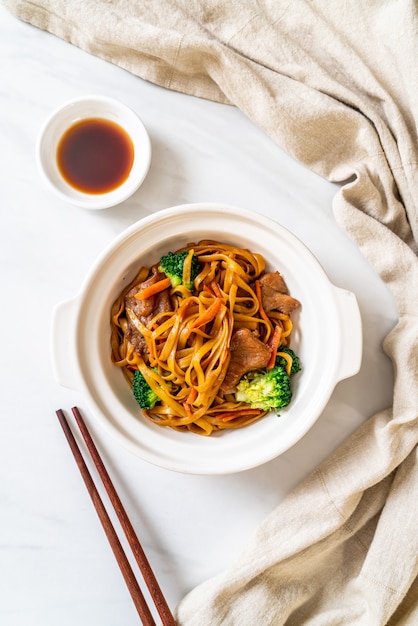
[5,1,417,623]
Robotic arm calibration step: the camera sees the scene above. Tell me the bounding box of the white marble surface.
[1,8,398,626]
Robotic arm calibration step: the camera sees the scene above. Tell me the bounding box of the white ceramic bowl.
[36,96,151,209]
[51,203,362,474]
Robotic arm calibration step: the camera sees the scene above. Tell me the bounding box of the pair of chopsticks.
[56,407,176,626]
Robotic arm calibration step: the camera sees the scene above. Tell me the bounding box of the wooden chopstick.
[56,407,176,626]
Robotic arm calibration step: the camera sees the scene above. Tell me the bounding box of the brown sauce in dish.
[57,118,134,194]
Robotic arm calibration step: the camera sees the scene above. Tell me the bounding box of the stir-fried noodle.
[111,241,300,435]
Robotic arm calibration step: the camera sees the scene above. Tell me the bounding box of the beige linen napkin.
[5,1,417,623]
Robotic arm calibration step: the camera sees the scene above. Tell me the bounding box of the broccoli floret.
[276,346,301,375]
[235,365,292,411]
[158,251,200,290]
[132,369,159,409]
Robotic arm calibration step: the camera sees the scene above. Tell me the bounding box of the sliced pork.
[124,265,172,356]
[259,271,301,315]
[220,328,272,394]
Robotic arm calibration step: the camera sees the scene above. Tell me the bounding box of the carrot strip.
[190,298,222,329]
[134,277,171,300]
[187,387,198,404]
[179,299,193,322]
[219,408,263,422]
[210,280,223,299]
[182,402,194,420]
[266,324,283,369]
[203,284,215,295]
[255,279,272,329]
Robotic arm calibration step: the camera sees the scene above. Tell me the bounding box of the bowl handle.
[50,297,81,390]
[332,285,363,382]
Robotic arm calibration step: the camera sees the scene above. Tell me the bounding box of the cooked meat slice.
[125,265,167,317]
[265,292,300,315]
[124,265,173,356]
[260,271,289,295]
[125,324,148,356]
[221,328,272,394]
[259,271,301,314]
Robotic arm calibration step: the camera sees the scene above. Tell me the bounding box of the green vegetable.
[235,349,301,412]
[132,369,159,409]
[276,346,301,375]
[235,365,293,411]
[158,251,200,290]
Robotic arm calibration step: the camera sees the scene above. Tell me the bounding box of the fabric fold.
[4,0,417,623]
